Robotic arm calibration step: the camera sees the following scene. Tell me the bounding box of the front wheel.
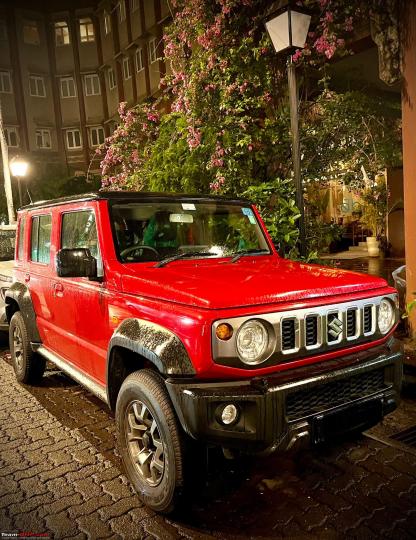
[116,369,185,513]
[9,311,45,384]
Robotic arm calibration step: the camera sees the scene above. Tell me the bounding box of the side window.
[17,217,25,260]
[31,214,52,264]
[61,211,103,275]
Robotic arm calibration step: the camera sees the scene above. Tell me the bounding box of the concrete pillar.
[402,0,416,335]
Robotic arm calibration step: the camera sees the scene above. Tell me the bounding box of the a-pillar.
[402,0,416,336]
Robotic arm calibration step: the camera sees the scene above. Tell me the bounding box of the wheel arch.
[5,282,41,343]
[106,318,195,411]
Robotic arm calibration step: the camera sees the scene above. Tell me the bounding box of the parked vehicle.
[6,192,402,512]
[0,260,14,336]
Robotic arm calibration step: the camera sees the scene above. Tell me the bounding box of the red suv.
[6,192,402,512]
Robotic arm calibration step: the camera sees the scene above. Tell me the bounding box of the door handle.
[53,282,64,297]
[24,273,30,283]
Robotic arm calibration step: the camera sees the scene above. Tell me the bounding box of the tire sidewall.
[9,313,28,382]
[116,377,179,512]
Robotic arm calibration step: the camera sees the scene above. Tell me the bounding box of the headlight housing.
[378,298,395,334]
[236,319,269,364]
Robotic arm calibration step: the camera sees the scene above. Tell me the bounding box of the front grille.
[281,319,296,351]
[305,315,318,347]
[286,369,386,421]
[327,312,342,343]
[347,309,357,337]
[363,305,373,333]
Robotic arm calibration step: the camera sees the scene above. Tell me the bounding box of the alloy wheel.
[13,325,24,371]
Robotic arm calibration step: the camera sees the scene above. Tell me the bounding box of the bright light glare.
[10,159,29,177]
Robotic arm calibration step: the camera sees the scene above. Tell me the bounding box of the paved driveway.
[1,352,416,540]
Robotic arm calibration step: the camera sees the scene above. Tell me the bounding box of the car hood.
[121,256,389,310]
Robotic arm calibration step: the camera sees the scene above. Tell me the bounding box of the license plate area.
[312,396,383,445]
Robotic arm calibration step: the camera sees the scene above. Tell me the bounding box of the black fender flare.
[5,282,41,343]
[106,318,196,384]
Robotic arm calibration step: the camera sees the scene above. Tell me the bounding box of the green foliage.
[243,179,300,254]
[360,178,388,237]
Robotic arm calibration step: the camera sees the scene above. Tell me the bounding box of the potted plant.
[360,176,387,257]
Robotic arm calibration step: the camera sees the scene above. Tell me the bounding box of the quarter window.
[55,21,70,45]
[79,18,95,42]
[89,126,105,147]
[31,214,51,264]
[18,217,25,260]
[23,20,40,45]
[36,129,51,149]
[4,127,18,148]
[29,76,46,97]
[60,77,76,98]
[0,71,12,93]
[61,210,102,273]
[84,74,100,96]
[66,129,82,149]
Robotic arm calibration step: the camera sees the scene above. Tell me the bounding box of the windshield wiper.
[155,251,218,268]
[229,249,269,263]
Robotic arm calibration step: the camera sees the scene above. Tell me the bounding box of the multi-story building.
[0,0,170,175]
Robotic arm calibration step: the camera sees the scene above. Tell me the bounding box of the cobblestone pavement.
[1,351,416,540]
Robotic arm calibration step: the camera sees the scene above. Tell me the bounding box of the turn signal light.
[216,323,233,341]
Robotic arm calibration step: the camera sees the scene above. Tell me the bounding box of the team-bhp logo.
[328,316,343,338]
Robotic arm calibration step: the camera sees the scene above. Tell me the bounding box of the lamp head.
[265,3,311,54]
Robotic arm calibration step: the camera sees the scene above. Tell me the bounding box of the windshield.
[111,201,271,263]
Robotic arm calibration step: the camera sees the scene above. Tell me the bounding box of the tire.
[116,369,185,513]
[9,311,46,384]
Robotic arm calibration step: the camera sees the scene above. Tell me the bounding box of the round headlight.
[236,320,269,364]
[378,298,395,334]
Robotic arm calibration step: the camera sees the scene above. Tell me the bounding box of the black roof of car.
[19,191,251,211]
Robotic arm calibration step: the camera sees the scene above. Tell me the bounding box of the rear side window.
[17,217,25,260]
[31,214,52,264]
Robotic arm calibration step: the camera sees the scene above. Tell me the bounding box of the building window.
[131,0,139,11]
[55,21,70,46]
[104,12,111,35]
[0,21,7,41]
[4,127,18,148]
[31,214,51,264]
[89,126,105,147]
[0,71,12,93]
[29,76,46,97]
[135,48,143,72]
[23,20,40,45]
[79,18,95,43]
[36,129,51,149]
[123,57,131,80]
[108,68,116,90]
[84,74,100,96]
[118,1,126,23]
[66,129,82,149]
[60,77,76,98]
[149,37,159,64]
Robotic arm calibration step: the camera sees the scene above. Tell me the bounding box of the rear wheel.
[9,311,45,384]
[116,369,186,513]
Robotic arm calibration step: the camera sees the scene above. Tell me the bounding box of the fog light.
[221,404,238,425]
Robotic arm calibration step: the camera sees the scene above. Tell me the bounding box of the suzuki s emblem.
[328,316,343,338]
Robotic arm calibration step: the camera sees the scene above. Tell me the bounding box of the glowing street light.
[10,156,29,207]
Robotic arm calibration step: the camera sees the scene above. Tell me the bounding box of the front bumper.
[166,337,403,454]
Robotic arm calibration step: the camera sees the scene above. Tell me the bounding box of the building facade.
[0,0,170,175]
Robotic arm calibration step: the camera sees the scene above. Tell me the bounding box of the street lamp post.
[265,4,311,257]
[9,157,29,208]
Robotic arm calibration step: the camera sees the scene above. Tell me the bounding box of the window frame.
[104,12,111,35]
[23,20,40,45]
[54,21,70,46]
[60,209,103,277]
[60,76,76,98]
[35,129,52,150]
[107,68,116,90]
[0,71,12,94]
[29,75,46,98]
[66,129,82,150]
[89,126,105,147]
[122,57,132,80]
[79,17,95,43]
[135,48,144,72]
[84,73,101,96]
[148,37,159,64]
[4,127,19,148]
[118,1,126,23]
[30,213,52,265]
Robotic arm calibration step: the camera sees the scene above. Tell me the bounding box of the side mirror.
[56,248,97,279]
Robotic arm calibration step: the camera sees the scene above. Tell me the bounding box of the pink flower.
[325,11,334,23]
[292,49,303,62]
